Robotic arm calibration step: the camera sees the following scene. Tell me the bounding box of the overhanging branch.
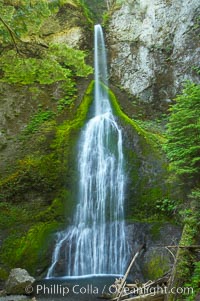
[0,15,20,53]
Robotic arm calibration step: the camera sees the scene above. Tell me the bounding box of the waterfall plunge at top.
[47,25,130,278]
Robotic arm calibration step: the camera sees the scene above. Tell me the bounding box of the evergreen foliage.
[164,83,200,300]
[185,261,200,301]
[164,82,200,186]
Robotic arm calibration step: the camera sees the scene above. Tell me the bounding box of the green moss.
[0,194,65,274]
[35,196,65,222]
[0,267,9,281]
[51,81,94,152]
[0,222,59,274]
[144,253,169,280]
[16,222,59,272]
[150,222,162,240]
[0,153,60,201]
[0,201,32,230]
[108,88,162,148]
[109,89,146,134]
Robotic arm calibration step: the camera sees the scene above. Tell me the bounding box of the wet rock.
[0,289,6,297]
[126,222,182,281]
[5,269,35,295]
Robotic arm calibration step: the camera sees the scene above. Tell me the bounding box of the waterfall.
[47,24,130,278]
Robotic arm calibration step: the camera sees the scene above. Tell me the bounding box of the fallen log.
[110,278,169,301]
[102,244,171,301]
[125,273,170,291]
[122,292,165,301]
[144,274,170,289]
[115,244,146,301]
[165,245,200,249]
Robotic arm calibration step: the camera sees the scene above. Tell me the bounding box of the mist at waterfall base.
[40,24,131,300]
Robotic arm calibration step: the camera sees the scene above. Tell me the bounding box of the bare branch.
[0,15,20,53]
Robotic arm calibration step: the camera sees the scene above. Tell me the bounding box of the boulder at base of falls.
[5,268,35,295]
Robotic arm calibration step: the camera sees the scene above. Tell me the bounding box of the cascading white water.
[46,24,130,278]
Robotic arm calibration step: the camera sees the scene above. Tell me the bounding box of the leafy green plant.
[48,43,93,78]
[0,50,70,85]
[102,11,111,27]
[0,44,92,85]
[0,1,51,45]
[24,110,55,134]
[171,189,200,297]
[57,96,74,112]
[133,118,166,135]
[192,16,200,30]
[77,0,94,25]
[155,198,178,216]
[191,65,200,75]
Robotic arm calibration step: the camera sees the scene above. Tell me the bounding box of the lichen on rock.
[5,268,35,295]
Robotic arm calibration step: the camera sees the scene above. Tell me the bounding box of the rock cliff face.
[107,0,200,115]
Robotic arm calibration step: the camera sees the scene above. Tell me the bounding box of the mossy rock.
[107,87,172,220]
[150,222,163,240]
[0,194,65,274]
[143,252,170,280]
[0,221,60,276]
